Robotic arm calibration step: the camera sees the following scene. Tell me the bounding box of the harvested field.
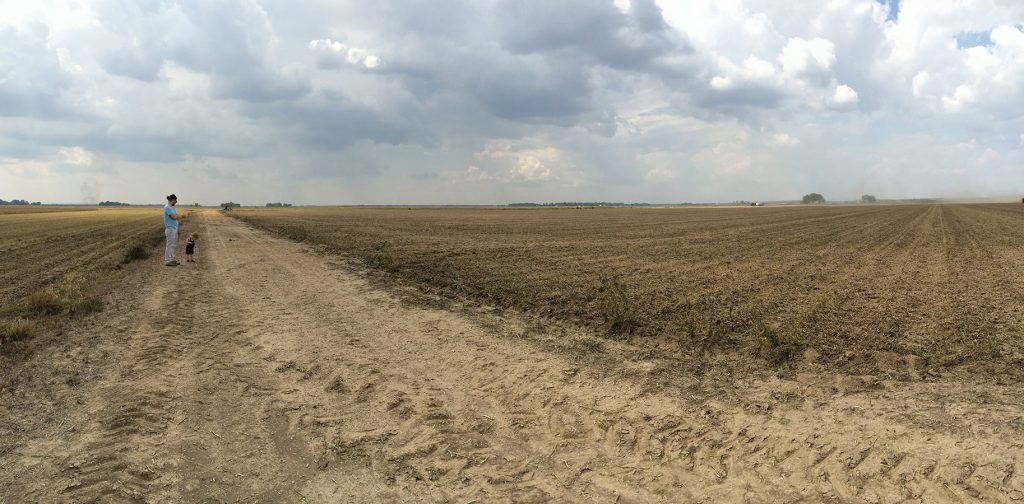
[0,207,167,308]
[235,203,1024,377]
[0,205,97,216]
[2,210,1022,503]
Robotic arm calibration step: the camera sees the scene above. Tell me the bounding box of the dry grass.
[122,243,151,263]
[0,318,35,345]
[233,204,1023,375]
[20,273,105,318]
[26,289,64,315]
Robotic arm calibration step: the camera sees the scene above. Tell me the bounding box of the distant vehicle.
[749,201,764,206]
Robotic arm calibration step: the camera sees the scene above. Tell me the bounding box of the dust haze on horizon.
[1,0,1022,206]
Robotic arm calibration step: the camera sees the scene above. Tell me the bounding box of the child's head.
[190,232,199,240]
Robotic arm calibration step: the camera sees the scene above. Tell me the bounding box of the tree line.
[801,194,878,204]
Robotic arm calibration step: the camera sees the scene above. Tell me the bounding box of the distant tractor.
[749,201,764,206]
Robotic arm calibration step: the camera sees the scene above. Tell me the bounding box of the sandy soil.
[1,211,1022,503]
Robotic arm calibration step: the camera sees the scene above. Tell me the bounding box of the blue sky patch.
[877,0,899,22]
[956,30,993,49]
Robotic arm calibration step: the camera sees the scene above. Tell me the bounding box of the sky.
[0,0,1022,205]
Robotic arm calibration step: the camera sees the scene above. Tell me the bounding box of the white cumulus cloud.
[911,71,930,98]
[941,85,975,112]
[830,84,859,109]
[476,141,562,182]
[57,146,94,166]
[309,38,381,69]
[780,37,836,84]
[772,132,800,146]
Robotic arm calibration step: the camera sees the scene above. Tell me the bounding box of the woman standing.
[164,194,180,266]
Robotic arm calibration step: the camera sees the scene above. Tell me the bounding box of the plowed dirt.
[2,210,1022,503]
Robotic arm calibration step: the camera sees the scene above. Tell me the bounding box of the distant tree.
[220,202,241,208]
[99,201,130,206]
[801,193,826,204]
[861,194,877,203]
[265,202,292,207]
[30,201,41,205]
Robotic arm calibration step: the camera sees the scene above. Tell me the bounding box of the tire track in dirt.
[58,267,202,502]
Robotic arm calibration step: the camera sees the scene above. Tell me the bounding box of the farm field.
[0,209,1022,502]
[0,205,98,215]
[0,206,166,309]
[235,203,1024,378]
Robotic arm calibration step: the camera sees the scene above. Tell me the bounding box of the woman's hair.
[190,232,199,239]
[167,194,177,201]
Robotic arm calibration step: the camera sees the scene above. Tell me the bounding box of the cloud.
[780,37,836,85]
[641,160,679,182]
[772,132,800,146]
[97,0,312,102]
[309,38,382,69]
[911,71,930,97]
[245,96,418,152]
[1,0,1022,205]
[976,147,998,166]
[0,26,72,118]
[941,84,974,112]
[464,165,495,182]
[475,141,563,182]
[510,154,557,181]
[830,84,859,109]
[58,146,94,166]
[496,0,691,73]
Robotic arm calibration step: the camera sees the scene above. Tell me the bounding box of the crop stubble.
[0,207,165,308]
[236,203,1024,376]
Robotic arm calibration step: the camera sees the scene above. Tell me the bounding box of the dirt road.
[2,211,1022,503]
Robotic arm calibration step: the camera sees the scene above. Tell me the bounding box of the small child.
[185,232,199,262]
